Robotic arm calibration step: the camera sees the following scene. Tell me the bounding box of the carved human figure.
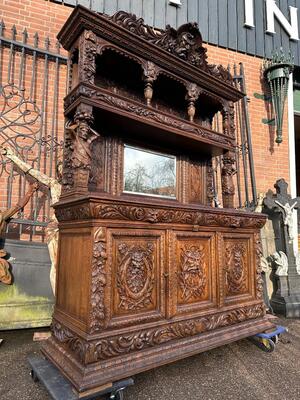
[0,182,38,284]
[272,251,288,276]
[255,193,265,213]
[274,200,297,241]
[64,114,99,190]
[2,146,61,293]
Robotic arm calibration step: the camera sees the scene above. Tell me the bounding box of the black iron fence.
[0,20,67,240]
[212,63,257,210]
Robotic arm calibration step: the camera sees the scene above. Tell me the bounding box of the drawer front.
[168,231,217,317]
[219,233,256,306]
[107,228,166,327]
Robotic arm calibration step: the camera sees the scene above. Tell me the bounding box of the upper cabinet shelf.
[59,5,244,153]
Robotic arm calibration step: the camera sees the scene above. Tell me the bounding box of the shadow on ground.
[0,318,300,400]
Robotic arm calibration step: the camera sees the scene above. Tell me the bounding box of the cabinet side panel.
[56,230,92,323]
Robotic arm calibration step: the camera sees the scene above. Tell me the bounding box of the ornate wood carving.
[62,104,99,193]
[222,104,230,137]
[78,30,97,84]
[142,61,159,106]
[229,101,235,137]
[108,12,233,85]
[224,242,248,296]
[89,227,107,333]
[221,151,236,208]
[206,161,215,206]
[64,85,234,148]
[55,201,266,229]
[254,233,264,300]
[185,83,201,122]
[89,137,105,189]
[178,244,207,302]
[92,203,266,229]
[117,242,155,311]
[47,6,271,393]
[51,303,265,364]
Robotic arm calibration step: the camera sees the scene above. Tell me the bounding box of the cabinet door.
[168,231,217,318]
[107,228,165,328]
[219,233,256,307]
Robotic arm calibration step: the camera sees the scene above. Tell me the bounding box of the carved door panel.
[168,231,217,318]
[219,233,255,306]
[107,228,165,328]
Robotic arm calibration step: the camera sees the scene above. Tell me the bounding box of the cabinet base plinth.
[42,316,274,394]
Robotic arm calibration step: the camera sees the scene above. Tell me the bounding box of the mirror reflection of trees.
[124,146,176,197]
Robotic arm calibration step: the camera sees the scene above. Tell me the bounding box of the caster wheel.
[261,338,275,353]
[30,370,39,383]
[110,390,124,400]
[271,334,279,345]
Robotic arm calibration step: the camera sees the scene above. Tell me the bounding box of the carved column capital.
[185,83,201,123]
[142,61,159,106]
[142,61,159,83]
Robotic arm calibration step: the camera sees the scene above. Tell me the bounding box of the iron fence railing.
[0,20,67,240]
[212,63,257,210]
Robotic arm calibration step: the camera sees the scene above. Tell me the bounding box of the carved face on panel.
[179,244,207,302]
[117,242,155,311]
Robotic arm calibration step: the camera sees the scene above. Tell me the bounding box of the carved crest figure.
[272,251,288,276]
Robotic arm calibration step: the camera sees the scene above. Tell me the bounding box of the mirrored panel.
[124,145,176,198]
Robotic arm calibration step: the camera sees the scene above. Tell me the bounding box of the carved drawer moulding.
[54,197,266,229]
[43,5,274,396]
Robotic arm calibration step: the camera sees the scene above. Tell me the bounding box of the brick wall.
[0,0,291,204]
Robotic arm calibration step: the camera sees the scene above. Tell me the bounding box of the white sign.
[169,0,182,6]
[245,0,299,41]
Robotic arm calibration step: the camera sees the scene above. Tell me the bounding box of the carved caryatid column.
[221,102,230,136]
[221,151,236,208]
[185,83,201,123]
[222,101,235,137]
[142,61,159,106]
[78,30,97,85]
[62,104,99,195]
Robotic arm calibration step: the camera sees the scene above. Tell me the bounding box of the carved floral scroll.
[225,242,247,296]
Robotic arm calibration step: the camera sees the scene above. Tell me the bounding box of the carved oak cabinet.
[43,5,274,395]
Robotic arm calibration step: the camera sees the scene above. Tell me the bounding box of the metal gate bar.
[0,20,67,240]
